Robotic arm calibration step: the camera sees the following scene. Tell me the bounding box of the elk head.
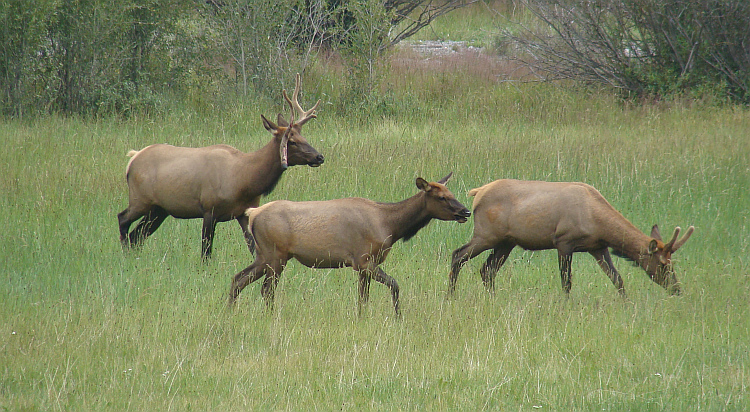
[262,73,323,170]
[281,73,322,169]
[642,225,695,295]
[417,173,472,223]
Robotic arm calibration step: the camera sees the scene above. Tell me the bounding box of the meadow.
[2,6,750,411]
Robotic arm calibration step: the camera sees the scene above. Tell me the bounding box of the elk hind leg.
[117,206,146,248]
[117,208,138,249]
[260,260,286,311]
[480,244,514,294]
[228,262,271,307]
[448,238,493,297]
[121,207,168,249]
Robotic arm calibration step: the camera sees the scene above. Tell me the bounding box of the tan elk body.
[449,179,694,297]
[118,74,323,259]
[228,174,471,316]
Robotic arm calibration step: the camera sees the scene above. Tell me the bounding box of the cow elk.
[448,179,694,298]
[228,173,471,317]
[117,74,323,260]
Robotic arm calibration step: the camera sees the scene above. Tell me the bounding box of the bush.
[506,0,750,103]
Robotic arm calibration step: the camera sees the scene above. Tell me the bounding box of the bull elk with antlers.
[118,74,323,259]
[448,179,694,297]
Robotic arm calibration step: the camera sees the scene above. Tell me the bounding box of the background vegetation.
[506,0,750,102]
[2,1,749,410]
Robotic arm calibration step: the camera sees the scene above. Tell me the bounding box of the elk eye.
[288,140,297,146]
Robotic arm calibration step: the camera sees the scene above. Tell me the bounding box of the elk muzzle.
[308,154,324,167]
[455,207,471,223]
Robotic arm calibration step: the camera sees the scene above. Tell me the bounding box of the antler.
[663,227,680,251]
[664,226,695,252]
[282,73,320,126]
[671,226,695,252]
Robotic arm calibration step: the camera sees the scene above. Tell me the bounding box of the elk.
[228,173,471,317]
[448,179,694,298]
[117,74,323,260]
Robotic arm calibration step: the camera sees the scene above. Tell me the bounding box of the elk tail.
[467,183,493,210]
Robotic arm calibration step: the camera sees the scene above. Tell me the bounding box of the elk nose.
[316,154,325,164]
[460,209,471,218]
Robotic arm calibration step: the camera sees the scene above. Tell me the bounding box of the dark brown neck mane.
[380,192,432,243]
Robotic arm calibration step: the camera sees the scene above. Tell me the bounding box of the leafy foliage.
[0,0,474,118]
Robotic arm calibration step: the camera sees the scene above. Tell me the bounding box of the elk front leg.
[236,214,256,256]
[590,248,627,299]
[557,250,573,294]
[201,213,217,260]
[237,197,260,256]
[370,266,400,318]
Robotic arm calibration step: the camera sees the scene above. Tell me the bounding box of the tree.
[384,0,477,51]
[505,0,750,102]
[0,0,56,116]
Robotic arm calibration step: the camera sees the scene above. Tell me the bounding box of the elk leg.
[131,207,168,243]
[117,206,148,248]
[260,260,284,311]
[370,266,400,318]
[448,238,493,296]
[123,207,168,248]
[236,214,256,256]
[201,213,217,260]
[357,271,372,316]
[228,262,268,307]
[590,249,627,299]
[480,244,514,294]
[557,250,573,294]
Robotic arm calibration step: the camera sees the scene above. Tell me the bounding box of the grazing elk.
[228,173,471,317]
[448,179,694,298]
[117,74,324,260]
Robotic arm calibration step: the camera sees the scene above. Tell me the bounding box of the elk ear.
[437,172,453,185]
[650,225,662,240]
[261,114,277,132]
[276,113,290,128]
[648,239,660,254]
[416,177,430,191]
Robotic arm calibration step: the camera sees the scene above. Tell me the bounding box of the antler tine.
[672,225,695,251]
[664,227,681,251]
[282,73,320,126]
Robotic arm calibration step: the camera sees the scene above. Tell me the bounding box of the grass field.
[2,4,750,410]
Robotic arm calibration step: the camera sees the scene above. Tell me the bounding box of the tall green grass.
[2,62,749,410]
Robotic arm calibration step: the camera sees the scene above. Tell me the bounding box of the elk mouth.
[308,155,325,167]
[455,210,471,223]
